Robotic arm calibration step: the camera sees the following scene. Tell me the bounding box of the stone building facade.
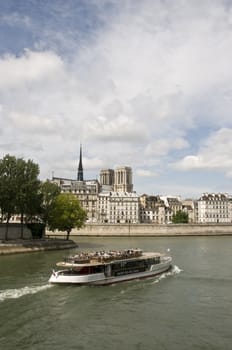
[100,166,133,193]
[100,168,114,191]
[52,158,135,223]
[139,195,183,224]
[97,191,139,224]
[52,177,100,223]
[140,195,166,224]
[50,147,232,225]
[182,199,196,223]
[113,166,133,193]
[196,193,232,223]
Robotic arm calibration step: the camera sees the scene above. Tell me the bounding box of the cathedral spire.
[77,144,84,181]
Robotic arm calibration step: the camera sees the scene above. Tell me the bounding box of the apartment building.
[98,191,139,224]
[139,194,183,224]
[140,195,165,223]
[197,193,232,223]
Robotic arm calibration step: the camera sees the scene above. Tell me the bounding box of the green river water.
[0,236,232,350]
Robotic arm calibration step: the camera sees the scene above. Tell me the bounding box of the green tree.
[0,155,18,239]
[15,158,41,237]
[48,193,87,240]
[39,180,61,226]
[172,210,189,224]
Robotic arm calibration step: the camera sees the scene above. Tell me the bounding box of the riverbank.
[0,239,77,255]
[47,223,232,237]
[2,223,232,255]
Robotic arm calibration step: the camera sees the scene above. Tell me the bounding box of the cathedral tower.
[77,144,84,181]
[113,166,133,193]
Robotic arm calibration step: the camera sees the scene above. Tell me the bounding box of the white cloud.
[136,169,157,177]
[84,114,147,142]
[1,0,232,196]
[175,155,203,170]
[8,111,60,135]
[145,137,189,157]
[174,128,232,176]
[0,50,64,89]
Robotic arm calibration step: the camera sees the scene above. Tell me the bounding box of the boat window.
[92,265,104,274]
[78,266,91,274]
[111,260,146,276]
[147,257,160,264]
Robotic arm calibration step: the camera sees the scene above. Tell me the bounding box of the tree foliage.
[15,157,41,225]
[0,154,41,238]
[0,154,87,240]
[172,210,189,224]
[48,193,87,240]
[39,180,61,226]
[0,155,18,238]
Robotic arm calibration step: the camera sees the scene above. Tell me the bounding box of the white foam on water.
[0,284,53,302]
[152,265,183,284]
[171,265,183,275]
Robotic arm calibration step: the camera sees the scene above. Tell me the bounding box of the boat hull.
[49,258,172,286]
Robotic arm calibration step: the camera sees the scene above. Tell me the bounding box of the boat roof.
[56,252,162,267]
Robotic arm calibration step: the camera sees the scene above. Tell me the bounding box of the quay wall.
[0,239,77,255]
[0,223,32,240]
[47,223,232,237]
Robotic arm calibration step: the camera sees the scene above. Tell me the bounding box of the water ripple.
[0,284,53,302]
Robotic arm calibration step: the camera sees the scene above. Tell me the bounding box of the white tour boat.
[49,248,172,285]
[49,248,172,286]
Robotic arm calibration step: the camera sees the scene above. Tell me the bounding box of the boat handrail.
[64,248,143,264]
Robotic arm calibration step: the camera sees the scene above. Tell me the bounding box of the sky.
[1,0,232,198]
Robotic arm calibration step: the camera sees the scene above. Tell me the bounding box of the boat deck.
[56,251,162,267]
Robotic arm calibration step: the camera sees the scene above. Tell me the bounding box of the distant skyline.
[1,0,232,198]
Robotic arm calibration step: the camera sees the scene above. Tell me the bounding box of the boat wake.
[152,264,183,284]
[168,264,183,276]
[0,284,53,302]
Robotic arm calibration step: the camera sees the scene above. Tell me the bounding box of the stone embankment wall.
[47,223,232,237]
[0,223,32,240]
[0,239,77,255]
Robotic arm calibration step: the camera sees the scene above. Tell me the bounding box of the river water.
[0,236,232,350]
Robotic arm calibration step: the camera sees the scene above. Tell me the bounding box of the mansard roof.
[199,193,229,201]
